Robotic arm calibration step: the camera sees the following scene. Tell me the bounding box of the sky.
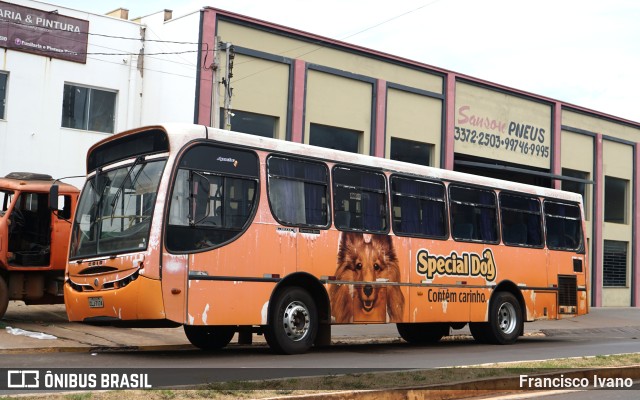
[44,0,640,123]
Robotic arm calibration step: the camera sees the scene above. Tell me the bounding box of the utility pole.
[220,41,235,130]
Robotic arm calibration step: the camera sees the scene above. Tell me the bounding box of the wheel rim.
[497,302,517,334]
[282,300,310,342]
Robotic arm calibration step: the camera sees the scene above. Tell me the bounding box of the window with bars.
[603,240,627,287]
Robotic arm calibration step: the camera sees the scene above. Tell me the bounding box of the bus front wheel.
[397,322,449,344]
[183,325,235,351]
[484,292,523,345]
[265,286,318,355]
[0,275,8,319]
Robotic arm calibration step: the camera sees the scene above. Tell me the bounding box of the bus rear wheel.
[183,325,235,351]
[483,292,523,345]
[265,286,318,355]
[0,275,8,319]
[397,322,449,344]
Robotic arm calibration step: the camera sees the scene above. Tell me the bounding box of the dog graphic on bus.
[329,233,405,323]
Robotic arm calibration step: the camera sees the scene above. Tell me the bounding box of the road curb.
[0,331,549,355]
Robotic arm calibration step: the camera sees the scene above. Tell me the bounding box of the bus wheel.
[0,275,8,319]
[469,322,490,343]
[486,292,523,345]
[183,325,235,351]
[265,287,318,354]
[396,323,449,344]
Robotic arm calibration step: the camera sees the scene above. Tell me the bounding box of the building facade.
[142,7,639,308]
[0,0,144,184]
[1,1,638,307]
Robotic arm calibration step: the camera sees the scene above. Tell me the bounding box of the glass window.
[309,123,360,153]
[333,166,387,233]
[0,190,13,216]
[562,169,589,219]
[499,193,543,247]
[166,145,259,252]
[0,72,7,119]
[604,176,627,224]
[391,176,446,238]
[268,157,329,227]
[390,137,432,166]
[449,186,498,243]
[603,240,627,287]
[70,160,166,259]
[544,201,583,251]
[62,84,116,133]
[220,109,277,138]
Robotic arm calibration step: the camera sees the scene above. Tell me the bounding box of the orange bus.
[63,124,588,354]
[0,172,79,319]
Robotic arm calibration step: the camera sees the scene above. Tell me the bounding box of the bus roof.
[95,123,583,204]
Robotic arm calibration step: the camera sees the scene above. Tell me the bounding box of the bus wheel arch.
[265,273,329,354]
[472,281,525,345]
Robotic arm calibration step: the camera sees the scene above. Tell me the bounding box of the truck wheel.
[486,292,523,345]
[0,275,8,319]
[397,322,449,344]
[265,287,318,354]
[183,325,235,351]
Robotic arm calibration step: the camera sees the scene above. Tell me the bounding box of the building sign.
[0,1,89,63]
[454,82,552,169]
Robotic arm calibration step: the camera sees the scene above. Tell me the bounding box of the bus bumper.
[64,275,167,323]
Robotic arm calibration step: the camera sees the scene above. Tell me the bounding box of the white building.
[0,1,145,183]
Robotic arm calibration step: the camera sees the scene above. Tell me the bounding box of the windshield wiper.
[109,156,145,219]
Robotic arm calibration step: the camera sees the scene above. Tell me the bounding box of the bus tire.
[469,322,490,343]
[183,325,235,351]
[265,287,318,355]
[0,275,8,319]
[397,322,449,344]
[486,292,522,345]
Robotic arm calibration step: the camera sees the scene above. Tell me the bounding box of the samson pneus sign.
[0,1,89,63]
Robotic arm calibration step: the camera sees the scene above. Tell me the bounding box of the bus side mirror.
[49,184,59,211]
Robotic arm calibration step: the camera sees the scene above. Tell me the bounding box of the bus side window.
[267,156,329,227]
[166,144,259,253]
[499,193,543,247]
[391,176,447,238]
[544,201,583,251]
[332,166,387,233]
[449,185,498,243]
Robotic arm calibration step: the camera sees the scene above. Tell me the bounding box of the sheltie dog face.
[329,233,405,323]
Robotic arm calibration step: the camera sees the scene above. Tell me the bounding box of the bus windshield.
[70,159,166,259]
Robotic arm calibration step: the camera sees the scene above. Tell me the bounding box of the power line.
[232,1,441,83]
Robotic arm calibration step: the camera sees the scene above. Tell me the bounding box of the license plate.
[88,297,104,308]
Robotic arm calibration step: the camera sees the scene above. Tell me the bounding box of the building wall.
[0,0,144,185]
[195,9,640,307]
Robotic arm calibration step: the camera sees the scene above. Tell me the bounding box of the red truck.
[0,172,79,319]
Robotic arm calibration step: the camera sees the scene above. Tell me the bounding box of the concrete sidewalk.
[1,302,640,353]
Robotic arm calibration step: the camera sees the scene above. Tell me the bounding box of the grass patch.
[2,353,639,400]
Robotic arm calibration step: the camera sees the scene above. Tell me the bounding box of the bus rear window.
[544,201,583,251]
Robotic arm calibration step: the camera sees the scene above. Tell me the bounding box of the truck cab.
[0,172,79,319]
